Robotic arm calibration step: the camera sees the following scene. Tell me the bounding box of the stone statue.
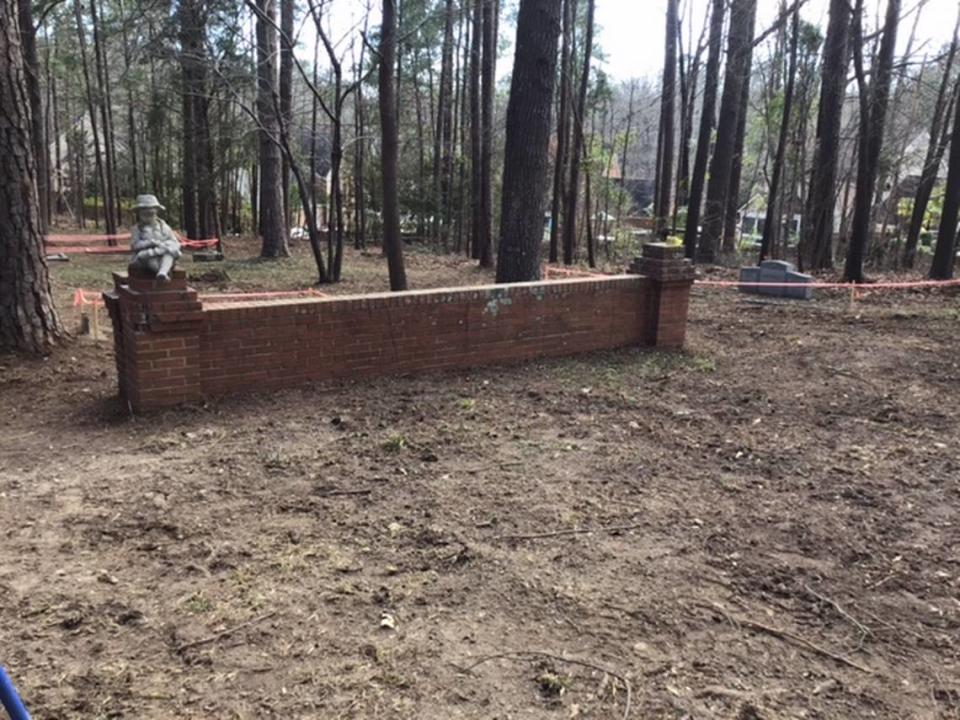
[129,194,181,282]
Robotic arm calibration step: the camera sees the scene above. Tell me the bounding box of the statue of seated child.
[129,194,181,282]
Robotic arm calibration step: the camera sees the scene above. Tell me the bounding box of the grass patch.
[382,434,408,452]
[551,349,716,391]
[183,591,213,614]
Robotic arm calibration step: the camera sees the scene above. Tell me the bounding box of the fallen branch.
[457,650,632,719]
[706,602,875,674]
[488,523,645,542]
[315,488,373,497]
[176,611,277,654]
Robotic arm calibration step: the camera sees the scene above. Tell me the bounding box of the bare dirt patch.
[2,254,960,719]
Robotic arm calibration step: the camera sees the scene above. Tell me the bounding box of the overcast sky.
[596,0,960,80]
[309,0,960,83]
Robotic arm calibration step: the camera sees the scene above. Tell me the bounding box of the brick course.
[104,251,693,412]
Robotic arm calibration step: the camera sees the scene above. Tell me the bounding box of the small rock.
[379,611,397,630]
[813,678,840,695]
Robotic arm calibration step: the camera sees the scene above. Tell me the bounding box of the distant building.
[617,178,655,215]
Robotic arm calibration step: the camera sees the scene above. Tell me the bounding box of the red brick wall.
[199,277,648,396]
[104,247,693,412]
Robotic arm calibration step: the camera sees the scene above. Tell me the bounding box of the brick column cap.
[629,243,695,283]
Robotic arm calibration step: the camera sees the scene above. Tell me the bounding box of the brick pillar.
[102,268,204,412]
[629,243,695,348]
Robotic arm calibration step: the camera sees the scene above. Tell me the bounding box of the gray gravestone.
[738,259,813,300]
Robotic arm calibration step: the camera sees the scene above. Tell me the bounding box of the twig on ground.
[457,650,632,719]
[176,611,277,654]
[803,584,873,643]
[704,602,875,674]
[869,571,897,589]
[488,523,644,542]
[315,488,372,497]
[857,605,925,641]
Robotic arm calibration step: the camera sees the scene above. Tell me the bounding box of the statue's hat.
[135,194,165,211]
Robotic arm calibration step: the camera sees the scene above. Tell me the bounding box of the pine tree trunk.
[549,0,572,263]
[255,0,288,257]
[698,0,756,262]
[414,58,427,240]
[561,0,594,264]
[179,0,199,238]
[653,0,678,238]
[181,78,198,238]
[584,111,596,268]
[379,0,408,290]
[74,0,107,230]
[844,0,899,282]
[454,5,469,252]
[675,17,703,228]
[800,0,851,270]
[178,0,217,240]
[17,0,48,235]
[478,0,498,267]
[90,0,119,234]
[929,75,960,279]
[469,0,482,258]
[759,7,800,262]
[759,4,799,262]
[1,0,63,353]
[615,79,636,235]
[118,0,139,195]
[722,49,754,253]
[354,23,367,250]
[683,0,724,259]
[280,0,293,228]
[433,0,455,246]
[904,17,959,268]
[495,0,563,283]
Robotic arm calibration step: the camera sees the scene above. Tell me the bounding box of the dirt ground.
[2,245,959,719]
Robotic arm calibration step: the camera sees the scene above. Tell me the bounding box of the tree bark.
[90,0,119,233]
[433,0,455,246]
[549,0,573,263]
[903,15,959,268]
[843,0,899,282]
[929,76,960,279]
[279,0,293,228]
[722,43,755,253]
[653,0,678,238]
[117,0,139,196]
[759,4,800,262]
[675,13,705,229]
[379,0,408,290]
[17,0,48,235]
[495,0,562,283]
[697,0,756,262]
[255,0,288,257]
[74,0,107,230]
[683,0,723,259]
[454,5,470,251]
[1,0,63,352]
[478,0,498,267]
[181,0,217,239]
[615,79,636,236]
[561,0,594,264]
[179,0,199,238]
[800,0,851,270]
[354,15,369,250]
[469,0,482,257]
